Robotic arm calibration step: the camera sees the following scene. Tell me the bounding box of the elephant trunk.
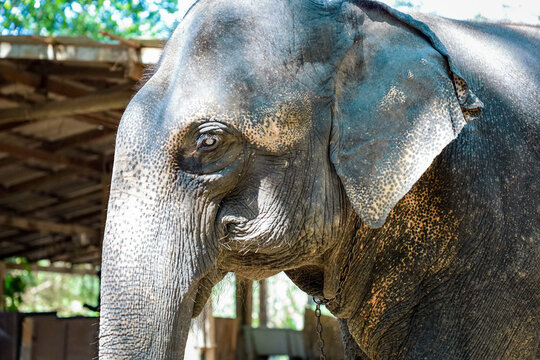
[99,178,219,359]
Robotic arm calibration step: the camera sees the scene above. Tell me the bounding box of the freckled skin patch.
[233,95,314,152]
[377,85,407,111]
[343,169,462,358]
[166,94,313,155]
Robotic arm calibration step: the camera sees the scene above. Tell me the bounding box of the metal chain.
[312,236,361,360]
[313,297,329,360]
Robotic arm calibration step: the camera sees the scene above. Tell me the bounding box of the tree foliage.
[2,258,99,317]
[1,0,179,40]
[18,270,100,317]
[2,258,35,311]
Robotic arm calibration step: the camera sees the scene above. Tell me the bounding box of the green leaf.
[0,0,179,39]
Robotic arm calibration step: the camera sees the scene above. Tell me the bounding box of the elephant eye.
[196,134,220,151]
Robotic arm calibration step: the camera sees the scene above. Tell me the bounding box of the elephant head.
[99,0,481,358]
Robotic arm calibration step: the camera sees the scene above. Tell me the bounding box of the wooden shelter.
[0,35,163,267]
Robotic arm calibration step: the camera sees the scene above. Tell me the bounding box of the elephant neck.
[322,223,379,318]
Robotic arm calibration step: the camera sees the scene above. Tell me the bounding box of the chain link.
[312,236,360,360]
[313,297,328,360]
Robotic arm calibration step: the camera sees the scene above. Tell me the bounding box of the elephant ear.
[330,1,483,228]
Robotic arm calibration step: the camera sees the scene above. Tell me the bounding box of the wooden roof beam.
[4,262,98,275]
[0,60,94,97]
[0,214,98,239]
[7,169,80,193]
[52,246,101,264]
[0,236,68,260]
[0,85,133,125]
[0,142,102,173]
[27,62,125,80]
[28,191,102,218]
[43,128,114,152]
[0,35,162,65]
[22,240,98,264]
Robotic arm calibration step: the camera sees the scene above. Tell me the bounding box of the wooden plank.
[28,190,101,218]
[0,61,94,97]
[0,35,164,48]
[0,214,98,238]
[0,35,162,64]
[215,318,238,360]
[4,262,98,275]
[28,315,67,359]
[63,204,103,221]
[55,247,101,264]
[0,64,121,129]
[0,235,63,259]
[0,120,32,132]
[0,87,133,124]
[63,208,102,225]
[28,62,125,79]
[0,142,101,173]
[42,128,114,152]
[73,114,119,129]
[0,229,38,243]
[0,228,19,239]
[0,156,18,168]
[26,241,95,264]
[1,35,104,47]
[7,169,80,193]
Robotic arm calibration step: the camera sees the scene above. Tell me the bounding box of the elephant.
[98,0,539,359]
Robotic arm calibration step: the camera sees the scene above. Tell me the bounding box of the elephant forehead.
[170,94,314,153]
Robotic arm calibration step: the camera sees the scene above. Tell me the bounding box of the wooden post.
[235,276,252,327]
[259,279,267,327]
[200,301,216,360]
[235,275,252,360]
[0,261,5,311]
[19,317,34,360]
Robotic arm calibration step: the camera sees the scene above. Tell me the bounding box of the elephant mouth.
[218,214,292,256]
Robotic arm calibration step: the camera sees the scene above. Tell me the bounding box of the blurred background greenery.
[1,0,179,39]
[3,256,318,330]
[3,258,100,316]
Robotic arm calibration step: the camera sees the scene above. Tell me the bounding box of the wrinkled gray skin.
[99,0,539,359]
